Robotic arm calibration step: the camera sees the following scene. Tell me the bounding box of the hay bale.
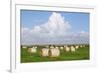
[35,46,37,48]
[28,47,37,53]
[70,46,75,52]
[75,45,79,49]
[46,45,49,48]
[60,46,64,50]
[50,47,60,57]
[41,48,49,57]
[50,45,54,49]
[22,46,27,49]
[80,45,83,48]
[83,45,85,47]
[64,46,70,52]
[55,46,59,48]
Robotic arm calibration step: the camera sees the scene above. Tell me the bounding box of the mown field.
[21,45,89,63]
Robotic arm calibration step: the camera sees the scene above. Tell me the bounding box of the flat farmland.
[21,45,89,63]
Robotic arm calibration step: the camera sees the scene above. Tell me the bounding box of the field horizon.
[21,44,89,63]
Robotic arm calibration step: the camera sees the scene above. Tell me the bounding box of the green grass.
[21,45,89,63]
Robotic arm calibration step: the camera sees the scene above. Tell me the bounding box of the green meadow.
[21,45,89,63]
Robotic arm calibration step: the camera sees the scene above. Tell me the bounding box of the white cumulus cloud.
[30,12,71,37]
[21,12,89,45]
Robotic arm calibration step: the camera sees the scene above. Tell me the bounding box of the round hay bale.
[49,48,60,57]
[28,47,37,53]
[83,45,85,47]
[45,45,49,48]
[55,46,59,49]
[65,46,70,52]
[50,45,54,49]
[80,45,83,48]
[34,46,37,49]
[41,48,49,57]
[75,45,79,49]
[60,46,64,50]
[70,46,75,52]
[22,46,27,49]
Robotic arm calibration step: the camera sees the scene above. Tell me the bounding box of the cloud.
[29,12,71,36]
[21,12,89,45]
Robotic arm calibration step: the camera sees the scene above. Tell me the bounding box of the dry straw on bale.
[28,46,37,53]
[49,47,60,57]
[60,46,64,50]
[70,46,75,52]
[64,46,70,52]
[83,45,85,47]
[75,45,79,49]
[22,46,27,49]
[80,45,83,48]
[50,45,54,49]
[45,45,49,48]
[41,48,49,57]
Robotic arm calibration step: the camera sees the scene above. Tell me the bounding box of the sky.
[20,10,90,45]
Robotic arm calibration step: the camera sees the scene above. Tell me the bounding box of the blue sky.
[21,10,89,32]
[21,10,90,45]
